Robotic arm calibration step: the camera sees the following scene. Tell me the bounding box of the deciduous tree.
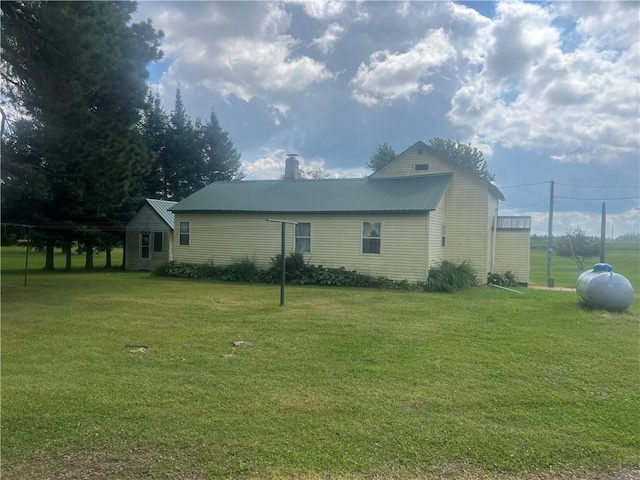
[428,138,494,182]
[556,227,599,270]
[366,143,397,172]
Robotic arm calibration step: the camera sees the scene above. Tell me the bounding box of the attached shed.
[125,199,176,271]
[494,216,532,285]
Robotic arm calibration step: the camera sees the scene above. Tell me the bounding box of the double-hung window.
[295,222,311,253]
[179,222,190,246]
[362,221,381,254]
[153,232,163,252]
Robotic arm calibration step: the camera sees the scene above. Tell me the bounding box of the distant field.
[1,246,639,479]
[4,240,638,291]
[529,240,639,291]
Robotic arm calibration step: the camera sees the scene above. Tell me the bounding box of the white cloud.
[448,0,640,166]
[298,1,347,20]
[350,28,455,106]
[138,2,334,115]
[521,207,640,238]
[242,148,357,180]
[311,23,345,56]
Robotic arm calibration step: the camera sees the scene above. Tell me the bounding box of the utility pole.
[546,180,554,287]
[600,202,606,263]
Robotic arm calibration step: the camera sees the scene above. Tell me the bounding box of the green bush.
[157,256,418,291]
[487,271,519,287]
[268,252,311,284]
[155,261,215,279]
[219,256,262,283]
[425,260,479,293]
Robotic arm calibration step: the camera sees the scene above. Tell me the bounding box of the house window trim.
[294,222,311,254]
[153,232,163,252]
[179,222,190,246]
[362,221,382,255]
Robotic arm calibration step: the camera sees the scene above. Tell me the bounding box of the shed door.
[139,232,150,270]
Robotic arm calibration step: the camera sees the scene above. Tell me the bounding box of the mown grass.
[2,247,639,479]
[529,240,639,290]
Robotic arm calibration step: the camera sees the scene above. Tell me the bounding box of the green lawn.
[529,240,640,290]
[2,247,639,479]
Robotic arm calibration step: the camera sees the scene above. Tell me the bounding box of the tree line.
[1,1,242,269]
[1,1,496,271]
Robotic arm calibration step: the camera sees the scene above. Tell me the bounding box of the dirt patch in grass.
[3,455,638,480]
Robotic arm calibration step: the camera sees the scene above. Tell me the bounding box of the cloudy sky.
[134,0,639,237]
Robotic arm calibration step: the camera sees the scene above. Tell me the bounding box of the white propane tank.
[576,263,634,312]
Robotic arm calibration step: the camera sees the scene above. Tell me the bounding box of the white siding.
[125,204,173,271]
[173,212,430,282]
[374,144,494,279]
[495,230,530,285]
[428,194,446,267]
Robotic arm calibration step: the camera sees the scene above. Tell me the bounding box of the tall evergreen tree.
[198,109,244,183]
[141,90,169,198]
[1,1,163,268]
[160,88,203,200]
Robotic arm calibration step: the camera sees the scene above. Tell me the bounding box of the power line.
[556,195,640,201]
[499,181,550,189]
[556,183,640,189]
[502,198,549,209]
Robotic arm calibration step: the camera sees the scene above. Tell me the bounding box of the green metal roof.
[146,198,177,228]
[171,173,452,214]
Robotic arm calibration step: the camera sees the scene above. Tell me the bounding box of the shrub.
[487,271,519,287]
[268,252,311,284]
[425,260,478,293]
[155,261,213,279]
[157,257,419,290]
[219,256,262,283]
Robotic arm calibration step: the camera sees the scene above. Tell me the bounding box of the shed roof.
[497,216,531,230]
[146,199,177,228]
[171,173,452,214]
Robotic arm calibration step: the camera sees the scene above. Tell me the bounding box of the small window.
[362,221,381,254]
[295,222,311,253]
[140,233,150,259]
[417,148,424,154]
[414,163,429,171]
[441,224,447,247]
[179,222,190,246]
[153,232,163,252]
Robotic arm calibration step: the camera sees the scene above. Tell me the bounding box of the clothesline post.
[267,219,298,306]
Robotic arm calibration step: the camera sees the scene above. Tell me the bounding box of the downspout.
[491,206,498,274]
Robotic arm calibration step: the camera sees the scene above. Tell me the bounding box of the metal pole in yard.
[267,219,298,306]
[24,226,31,287]
[280,222,286,306]
[546,180,555,286]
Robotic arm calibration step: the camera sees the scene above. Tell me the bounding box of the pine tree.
[198,109,244,183]
[1,1,163,268]
[160,88,204,200]
[141,91,169,198]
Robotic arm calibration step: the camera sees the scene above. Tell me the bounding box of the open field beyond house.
[1,247,639,479]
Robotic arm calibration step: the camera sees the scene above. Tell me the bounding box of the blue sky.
[134,1,639,237]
